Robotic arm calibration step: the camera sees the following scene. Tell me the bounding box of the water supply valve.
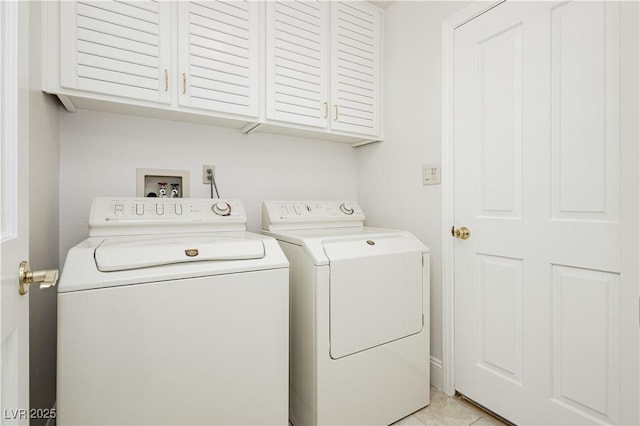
[170,183,180,198]
[158,182,168,198]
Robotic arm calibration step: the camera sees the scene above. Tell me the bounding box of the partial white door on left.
[2,2,30,424]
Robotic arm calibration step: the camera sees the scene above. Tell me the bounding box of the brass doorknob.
[18,261,58,295]
[451,226,471,240]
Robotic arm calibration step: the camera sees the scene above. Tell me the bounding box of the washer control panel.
[262,200,364,231]
[89,197,247,236]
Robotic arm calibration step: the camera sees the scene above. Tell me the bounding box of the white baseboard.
[430,356,444,390]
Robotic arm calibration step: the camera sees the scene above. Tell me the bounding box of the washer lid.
[94,235,265,272]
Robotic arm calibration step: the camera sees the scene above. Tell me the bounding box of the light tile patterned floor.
[392,387,508,426]
[287,386,508,426]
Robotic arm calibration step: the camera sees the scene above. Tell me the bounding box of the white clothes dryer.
[57,197,289,426]
[262,201,430,426]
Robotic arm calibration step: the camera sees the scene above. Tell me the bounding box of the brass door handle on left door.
[18,261,58,295]
[451,226,471,240]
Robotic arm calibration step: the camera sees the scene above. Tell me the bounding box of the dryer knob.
[212,201,231,216]
[339,203,354,215]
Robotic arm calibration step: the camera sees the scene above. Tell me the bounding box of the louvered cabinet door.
[178,1,260,117]
[330,2,381,137]
[266,1,329,128]
[60,1,171,104]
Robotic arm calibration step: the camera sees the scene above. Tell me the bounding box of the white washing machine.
[57,197,289,426]
[262,201,430,426]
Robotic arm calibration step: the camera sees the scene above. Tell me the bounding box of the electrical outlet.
[423,164,441,185]
[203,164,215,184]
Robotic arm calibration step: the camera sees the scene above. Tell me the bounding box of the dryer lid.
[94,236,265,272]
[323,234,424,359]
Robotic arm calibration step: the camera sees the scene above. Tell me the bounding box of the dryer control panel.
[262,200,365,231]
[89,197,247,236]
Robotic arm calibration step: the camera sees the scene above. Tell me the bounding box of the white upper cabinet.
[266,1,329,128]
[47,1,383,144]
[60,1,172,104]
[265,1,382,138]
[178,1,260,117]
[330,2,381,136]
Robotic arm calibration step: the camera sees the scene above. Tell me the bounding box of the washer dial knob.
[212,201,231,216]
[339,203,354,215]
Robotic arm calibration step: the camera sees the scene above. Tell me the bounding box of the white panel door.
[60,1,171,104]
[454,1,638,425]
[2,2,30,423]
[330,2,381,137]
[266,1,328,128]
[178,1,260,117]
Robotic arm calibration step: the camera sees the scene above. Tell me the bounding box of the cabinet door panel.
[276,2,321,27]
[179,1,259,117]
[274,37,321,62]
[333,112,374,129]
[337,100,374,120]
[76,41,159,69]
[275,74,320,94]
[189,20,250,50]
[77,1,159,24]
[190,88,249,107]
[189,34,249,58]
[75,15,158,46]
[267,1,328,128]
[274,49,322,74]
[76,54,159,86]
[189,62,249,88]
[275,92,319,110]
[189,45,248,70]
[189,3,249,38]
[75,28,159,57]
[274,82,318,102]
[190,75,250,97]
[60,1,171,104]
[331,2,381,136]
[77,66,159,91]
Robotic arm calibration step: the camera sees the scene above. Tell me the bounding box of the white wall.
[28,2,61,421]
[356,0,471,389]
[59,110,358,260]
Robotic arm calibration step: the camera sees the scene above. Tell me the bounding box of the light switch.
[423,164,441,185]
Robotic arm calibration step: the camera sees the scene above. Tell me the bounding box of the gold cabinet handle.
[323,102,328,119]
[164,69,168,92]
[334,104,339,121]
[182,72,186,95]
[18,261,58,296]
[451,226,471,240]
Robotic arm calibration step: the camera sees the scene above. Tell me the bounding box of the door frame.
[440,0,505,397]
